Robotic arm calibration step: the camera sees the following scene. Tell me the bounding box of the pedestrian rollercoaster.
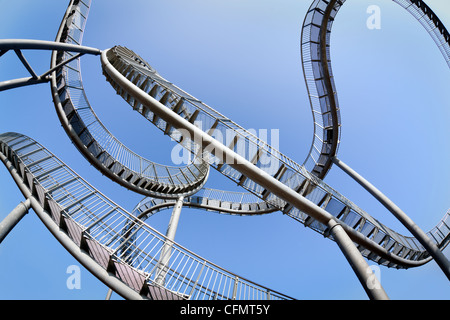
[0,0,449,300]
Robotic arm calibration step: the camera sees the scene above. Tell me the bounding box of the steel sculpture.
[0,0,448,300]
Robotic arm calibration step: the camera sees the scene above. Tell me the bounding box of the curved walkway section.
[49,0,209,200]
[300,0,450,179]
[0,132,293,300]
[301,0,343,179]
[123,189,277,268]
[102,45,450,270]
[301,0,450,276]
[132,187,277,221]
[394,0,449,66]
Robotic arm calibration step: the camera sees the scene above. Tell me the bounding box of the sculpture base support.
[0,198,31,244]
[328,219,389,300]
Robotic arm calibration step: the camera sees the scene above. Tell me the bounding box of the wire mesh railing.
[300,0,345,178]
[53,0,209,197]
[103,31,450,268]
[0,132,293,300]
[130,187,277,222]
[394,0,450,67]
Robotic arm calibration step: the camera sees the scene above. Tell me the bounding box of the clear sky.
[0,0,449,300]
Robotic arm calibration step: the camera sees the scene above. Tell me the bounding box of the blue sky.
[0,0,449,300]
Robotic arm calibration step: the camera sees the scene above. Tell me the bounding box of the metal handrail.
[0,132,294,300]
[50,0,209,199]
[103,30,450,269]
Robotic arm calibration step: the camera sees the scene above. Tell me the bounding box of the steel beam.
[155,196,184,286]
[101,49,428,272]
[0,77,50,92]
[0,39,101,55]
[0,198,31,244]
[102,50,411,299]
[332,156,450,280]
[328,219,389,300]
[0,40,100,92]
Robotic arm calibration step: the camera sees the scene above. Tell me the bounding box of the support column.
[155,196,184,286]
[105,288,113,300]
[328,219,389,300]
[332,157,450,280]
[0,198,31,244]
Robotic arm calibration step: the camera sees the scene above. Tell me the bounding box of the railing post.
[188,261,206,299]
[232,276,239,300]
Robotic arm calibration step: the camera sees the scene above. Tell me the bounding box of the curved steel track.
[103,34,449,270]
[49,0,210,200]
[132,188,277,220]
[0,0,448,299]
[0,132,292,300]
